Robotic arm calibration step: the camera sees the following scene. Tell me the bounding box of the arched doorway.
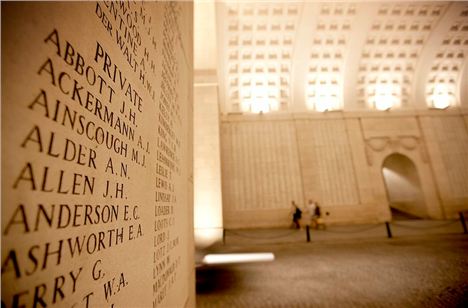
[381,153,428,220]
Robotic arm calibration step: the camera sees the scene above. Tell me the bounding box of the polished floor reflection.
[197,228,468,307]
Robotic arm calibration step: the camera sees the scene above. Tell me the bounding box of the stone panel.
[1,2,193,307]
[296,119,360,206]
[431,116,468,199]
[194,83,223,244]
[220,111,468,226]
[221,120,303,216]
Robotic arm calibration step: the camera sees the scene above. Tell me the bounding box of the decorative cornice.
[364,135,426,165]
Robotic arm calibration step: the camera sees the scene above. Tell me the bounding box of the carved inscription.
[95,1,158,101]
[2,26,147,308]
[2,2,191,307]
[153,4,183,306]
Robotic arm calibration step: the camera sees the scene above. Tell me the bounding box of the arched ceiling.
[210,1,468,114]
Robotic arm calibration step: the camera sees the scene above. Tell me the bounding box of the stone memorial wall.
[2,2,194,307]
[220,112,468,228]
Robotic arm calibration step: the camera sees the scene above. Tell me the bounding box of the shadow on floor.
[196,266,241,294]
[391,207,422,220]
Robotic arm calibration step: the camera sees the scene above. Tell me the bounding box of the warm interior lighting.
[202,253,275,265]
[383,167,412,187]
[369,83,401,110]
[374,94,394,111]
[195,228,224,249]
[306,82,340,112]
[251,99,271,113]
[269,98,280,111]
[316,94,339,112]
[428,84,453,109]
[241,85,279,113]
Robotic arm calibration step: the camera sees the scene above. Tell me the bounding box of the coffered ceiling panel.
[214,1,468,114]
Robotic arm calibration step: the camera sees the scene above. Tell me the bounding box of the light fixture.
[306,80,341,112]
[369,83,401,111]
[428,84,453,109]
[202,252,275,265]
[374,94,394,111]
[250,98,271,113]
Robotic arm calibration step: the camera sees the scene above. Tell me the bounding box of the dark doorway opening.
[382,153,427,220]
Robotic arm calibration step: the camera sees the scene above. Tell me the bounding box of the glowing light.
[250,99,271,113]
[374,94,394,111]
[240,99,251,112]
[269,98,280,111]
[369,83,401,110]
[195,228,224,249]
[306,82,341,112]
[428,84,453,109]
[383,167,411,185]
[241,85,279,114]
[202,253,275,265]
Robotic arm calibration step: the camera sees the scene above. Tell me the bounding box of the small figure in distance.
[306,199,316,228]
[290,201,302,229]
[312,201,326,230]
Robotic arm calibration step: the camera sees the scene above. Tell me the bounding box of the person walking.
[312,202,324,229]
[290,201,302,229]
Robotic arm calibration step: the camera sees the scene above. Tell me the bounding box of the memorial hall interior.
[1,1,468,307]
[193,1,468,247]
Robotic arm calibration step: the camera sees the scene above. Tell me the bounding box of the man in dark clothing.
[291,201,302,229]
[312,203,325,229]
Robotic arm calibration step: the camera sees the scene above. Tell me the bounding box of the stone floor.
[196,222,468,307]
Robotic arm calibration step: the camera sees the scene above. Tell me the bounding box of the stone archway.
[381,153,428,219]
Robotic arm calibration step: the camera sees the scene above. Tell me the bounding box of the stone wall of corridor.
[2,2,194,307]
[220,111,468,228]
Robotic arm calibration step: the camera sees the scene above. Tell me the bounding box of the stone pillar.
[194,75,224,248]
[1,2,194,307]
